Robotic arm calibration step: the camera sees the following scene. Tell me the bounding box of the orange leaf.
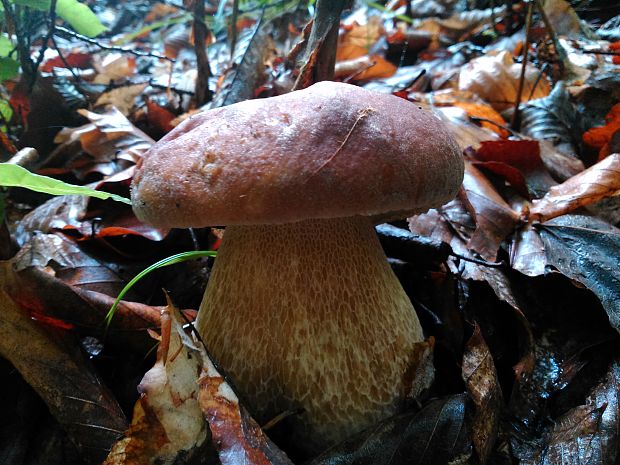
[452,102,510,138]
[146,100,175,134]
[583,103,620,150]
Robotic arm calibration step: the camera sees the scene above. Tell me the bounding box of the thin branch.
[510,0,533,130]
[192,0,212,106]
[293,0,352,90]
[33,0,57,74]
[54,26,175,63]
[230,0,239,59]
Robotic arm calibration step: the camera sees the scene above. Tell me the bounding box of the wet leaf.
[95,84,148,116]
[40,51,93,73]
[536,214,620,331]
[530,153,620,223]
[520,82,579,156]
[463,326,503,464]
[473,140,556,199]
[0,260,128,464]
[521,361,620,465]
[106,300,293,465]
[310,395,470,465]
[461,162,520,261]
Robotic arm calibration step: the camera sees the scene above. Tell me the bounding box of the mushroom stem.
[196,216,431,451]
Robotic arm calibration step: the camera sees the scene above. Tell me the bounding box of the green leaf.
[0,164,131,204]
[0,34,13,58]
[11,0,51,10]
[56,0,107,37]
[0,100,13,133]
[105,250,217,326]
[0,57,19,82]
[0,100,13,122]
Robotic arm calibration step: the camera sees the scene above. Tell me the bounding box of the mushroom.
[131,81,464,453]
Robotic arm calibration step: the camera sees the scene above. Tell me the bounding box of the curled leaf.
[530,153,620,223]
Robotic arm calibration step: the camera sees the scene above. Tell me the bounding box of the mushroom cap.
[131,81,464,227]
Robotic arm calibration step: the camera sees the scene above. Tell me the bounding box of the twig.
[534,0,568,63]
[469,116,519,137]
[33,0,57,75]
[230,0,239,59]
[192,0,212,106]
[510,0,533,130]
[452,252,506,268]
[293,0,352,90]
[582,49,620,56]
[54,26,175,63]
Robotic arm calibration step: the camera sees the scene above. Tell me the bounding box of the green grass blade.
[105,250,217,326]
[0,164,131,204]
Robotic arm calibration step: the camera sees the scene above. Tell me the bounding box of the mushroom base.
[196,216,432,454]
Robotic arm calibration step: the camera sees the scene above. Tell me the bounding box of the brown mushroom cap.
[131,81,463,227]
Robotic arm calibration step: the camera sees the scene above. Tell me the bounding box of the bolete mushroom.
[131,81,464,453]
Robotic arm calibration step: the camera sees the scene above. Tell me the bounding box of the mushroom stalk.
[196,216,430,451]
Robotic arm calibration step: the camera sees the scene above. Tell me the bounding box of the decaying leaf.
[310,395,470,465]
[49,107,154,179]
[0,260,128,464]
[106,300,293,465]
[462,326,503,464]
[95,83,148,116]
[459,51,550,111]
[461,162,520,261]
[473,140,556,199]
[530,153,620,222]
[536,214,620,332]
[521,361,620,465]
[520,82,579,157]
[104,301,207,465]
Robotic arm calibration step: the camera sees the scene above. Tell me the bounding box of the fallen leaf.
[473,140,556,199]
[521,361,620,465]
[0,260,128,464]
[104,301,208,465]
[48,107,154,179]
[462,325,503,464]
[95,83,148,116]
[536,214,620,331]
[452,101,510,137]
[530,153,620,222]
[583,102,620,160]
[520,82,579,157]
[334,54,397,81]
[459,51,550,111]
[40,51,93,73]
[461,162,520,261]
[310,395,470,465]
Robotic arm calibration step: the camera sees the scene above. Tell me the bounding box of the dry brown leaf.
[459,51,550,111]
[93,53,137,85]
[95,83,148,116]
[106,301,293,465]
[48,107,154,178]
[339,16,384,52]
[104,301,208,465]
[529,153,620,223]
